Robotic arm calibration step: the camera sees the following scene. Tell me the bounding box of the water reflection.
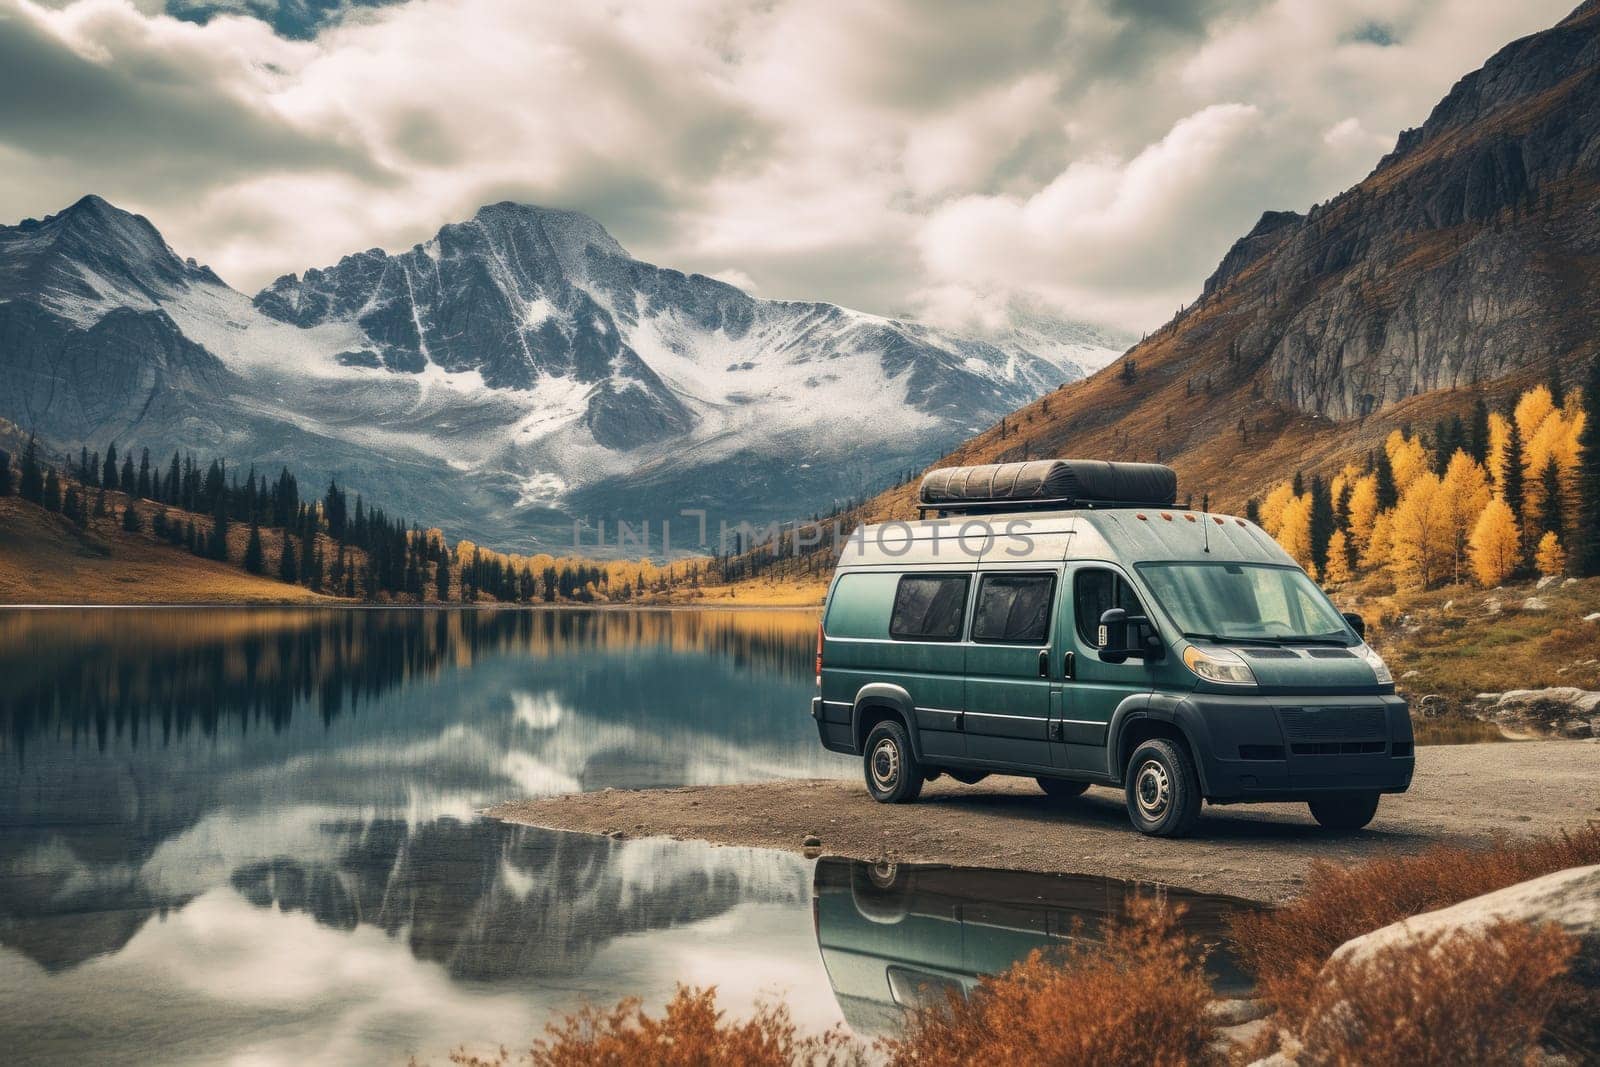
[0,607,849,1065]
[812,857,1257,1038]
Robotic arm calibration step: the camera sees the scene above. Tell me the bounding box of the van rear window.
[889,575,969,641]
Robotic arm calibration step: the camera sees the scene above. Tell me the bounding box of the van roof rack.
[916,459,1178,517]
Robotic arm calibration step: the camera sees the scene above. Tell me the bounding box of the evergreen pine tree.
[136,449,151,499]
[93,488,108,517]
[87,450,100,488]
[1467,397,1491,463]
[435,551,451,601]
[121,504,141,533]
[1502,408,1527,528]
[0,449,11,497]
[102,444,118,490]
[1309,475,1336,573]
[1576,359,1600,577]
[19,437,44,504]
[1537,456,1564,538]
[209,492,231,562]
[1374,447,1398,510]
[63,485,82,525]
[152,507,168,538]
[1290,470,1305,497]
[1549,362,1565,408]
[243,519,266,575]
[299,526,316,585]
[78,447,91,482]
[166,452,181,504]
[309,543,325,593]
[120,454,135,494]
[279,534,299,584]
[43,468,62,512]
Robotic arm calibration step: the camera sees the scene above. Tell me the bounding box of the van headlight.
[1182,645,1257,686]
[1356,643,1393,685]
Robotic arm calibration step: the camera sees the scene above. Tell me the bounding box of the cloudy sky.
[0,0,1577,335]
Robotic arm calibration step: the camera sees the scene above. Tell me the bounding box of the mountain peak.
[1,194,222,323]
[465,200,630,267]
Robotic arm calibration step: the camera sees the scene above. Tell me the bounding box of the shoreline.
[0,599,823,611]
[489,740,1600,903]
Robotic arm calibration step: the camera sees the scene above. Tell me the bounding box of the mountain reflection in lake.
[0,608,1255,1065]
[0,607,850,1065]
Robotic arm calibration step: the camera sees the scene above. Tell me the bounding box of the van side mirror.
[1098,607,1158,664]
[1342,612,1366,640]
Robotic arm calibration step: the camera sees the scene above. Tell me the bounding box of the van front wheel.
[863,720,923,804]
[1124,738,1201,837]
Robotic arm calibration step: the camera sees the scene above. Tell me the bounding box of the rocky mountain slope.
[860,0,1600,520]
[0,197,1122,550]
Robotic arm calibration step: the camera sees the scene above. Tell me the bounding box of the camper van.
[811,459,1413,837]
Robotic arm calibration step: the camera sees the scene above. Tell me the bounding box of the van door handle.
[1038,649,1050,678]
[1063,652,1075,679]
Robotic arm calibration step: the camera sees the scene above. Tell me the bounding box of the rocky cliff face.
[0,196,1123,547]
[1194,0,1600,419]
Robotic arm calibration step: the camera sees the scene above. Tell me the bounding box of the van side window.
[889,575,969,641]
[1074,569,1149,647]
[972,573,1056,644]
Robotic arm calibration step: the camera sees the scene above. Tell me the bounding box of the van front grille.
[1304,648,1356,659]
[1241,648,1301,660]
[1278,706,1388,742]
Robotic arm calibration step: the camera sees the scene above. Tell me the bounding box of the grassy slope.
[0,496,337,605]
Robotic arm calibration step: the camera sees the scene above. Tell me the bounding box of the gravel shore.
[490,740,1600,902]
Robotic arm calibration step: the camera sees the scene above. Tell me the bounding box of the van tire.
[1308,792,1380,831]
[1037,777,1090,800]
[863,720,923,804]
[1124,738,1201,837]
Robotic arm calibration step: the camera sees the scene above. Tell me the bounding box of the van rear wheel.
[1309,792,1380,831]
[1037,777,1090,800]
[1124,738,1201,837]
[863,720,923,804]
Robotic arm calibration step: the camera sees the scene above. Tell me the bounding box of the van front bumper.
[1178,692,1414,802]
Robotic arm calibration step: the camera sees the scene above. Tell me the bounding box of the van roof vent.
[917,459,1178,515]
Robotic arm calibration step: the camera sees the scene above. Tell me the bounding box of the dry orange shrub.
[1231,823,1600,1016]
[879,898,1219,1067]
[1292,921,1578,1067]
[441,986,864,1067]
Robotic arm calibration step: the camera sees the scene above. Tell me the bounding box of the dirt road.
[490,740,1599,902]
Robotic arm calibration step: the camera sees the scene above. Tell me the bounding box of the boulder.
[1417,694,1450,718]
[1332,865,1600,986]
[1584,613,1600,623]
[1523,596,1551,612]
[1487,688,1600,736]
[1536,575,1558,590]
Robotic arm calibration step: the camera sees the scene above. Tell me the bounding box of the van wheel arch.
[1114,716,1204,793]
[854,702,919,759]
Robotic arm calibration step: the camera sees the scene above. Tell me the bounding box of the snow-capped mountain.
[0,196,1125,549]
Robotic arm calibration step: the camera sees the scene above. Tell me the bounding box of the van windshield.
[1136,562,1353,645]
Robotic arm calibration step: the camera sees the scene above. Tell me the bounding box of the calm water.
[0,608,1251,1065]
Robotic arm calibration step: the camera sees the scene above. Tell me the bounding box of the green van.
[810,459,1413,837]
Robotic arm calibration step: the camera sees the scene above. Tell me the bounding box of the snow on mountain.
[0,196,1124,550]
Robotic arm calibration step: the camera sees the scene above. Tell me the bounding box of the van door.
[961,569,1061,768]
[1057,564,1156,774]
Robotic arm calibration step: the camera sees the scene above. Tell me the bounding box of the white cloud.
[0,0,1581,334]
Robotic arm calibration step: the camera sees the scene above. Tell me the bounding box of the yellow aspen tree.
[1535,531,1566,576]
[1259,482,1297,537]
[1361,510,1395,571]
[1386,431,1431,492]
[1439,451,1491,585]
[1388,472,1449,590]
[1345,474,1380,552]
[1487,411,1513,489]
[1468,497,1520,587]
[1513,385,1555,444]
[1323,529,1352,585]
[1275,493,1316,572]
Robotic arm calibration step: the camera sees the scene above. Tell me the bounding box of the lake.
[0,608,1252,1064]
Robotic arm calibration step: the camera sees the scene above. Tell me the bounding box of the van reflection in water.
[811,856,1256,1037]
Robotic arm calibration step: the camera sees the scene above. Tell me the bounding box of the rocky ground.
[490,740,1599,903]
